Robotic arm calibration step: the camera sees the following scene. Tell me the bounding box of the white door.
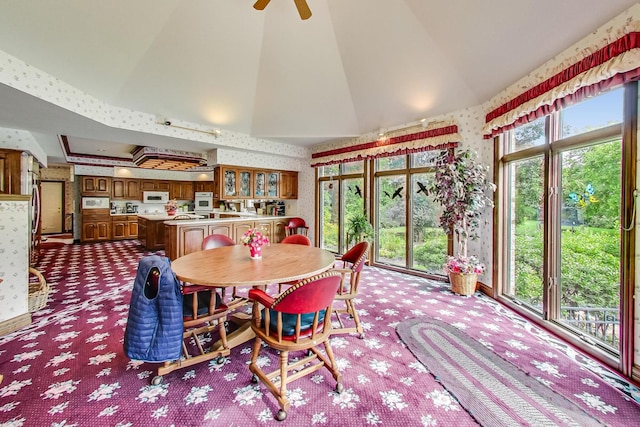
[41,181,63,234]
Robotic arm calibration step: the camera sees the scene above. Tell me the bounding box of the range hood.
[131,146,207,171]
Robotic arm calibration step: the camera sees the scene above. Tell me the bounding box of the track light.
[158,119,220,137]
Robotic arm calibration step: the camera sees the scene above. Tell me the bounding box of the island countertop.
[162,214,294,226]
[137,213,205,221]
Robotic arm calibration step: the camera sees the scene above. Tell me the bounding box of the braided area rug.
[397,318,603,427]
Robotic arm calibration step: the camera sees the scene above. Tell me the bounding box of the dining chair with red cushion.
[280,234,311,246]
[284,217,309,237]
[248,270,343,421]
[332,241,369,338]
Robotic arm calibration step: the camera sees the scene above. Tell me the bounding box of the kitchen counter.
[137,213,204,221]
[163,214,289,226]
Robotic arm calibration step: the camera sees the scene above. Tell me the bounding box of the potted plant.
[428,149,495,295]
[345,212,374,246]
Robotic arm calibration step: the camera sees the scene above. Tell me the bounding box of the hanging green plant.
[345,212,374,246]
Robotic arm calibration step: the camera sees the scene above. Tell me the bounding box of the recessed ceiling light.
[96,148,107,152]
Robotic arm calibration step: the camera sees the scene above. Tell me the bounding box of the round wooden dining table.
[170,243,337,352]
[171,243,336,287]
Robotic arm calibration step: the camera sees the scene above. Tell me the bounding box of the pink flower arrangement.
[444,255,484,275]
[241,228,269,249]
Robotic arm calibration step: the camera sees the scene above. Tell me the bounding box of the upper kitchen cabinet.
[81,176,111,196]
[213,166,297,200]
[111,178,140,200]
[238,169,252,198]
[193,180,214,192]
[266,171,279,198]
[254,171,266,198]
[141,180,170,192]
[279,171,298,199]
[170,181,194,200]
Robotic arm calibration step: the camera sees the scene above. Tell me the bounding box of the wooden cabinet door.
[180,226,207,256]
[171,181,194,200]
[273,219,288,243]
[280,172,298,199]
[267,172,279,198]
[97,221,110,240]
[222,167,238,198]
[232,221,254,244]
[254,171,266,198]
[254,220,273,242]
[140,180,156,192]
[82,222,97,241]
[194,181,214,192]
[112,179,126,199]
[238,169,252,198]
[126,180,140,200]
[82,176,111,196]
[156,181,171,191]
[128,220,138,238]
[112,221,127,239]
[208,224,232,237]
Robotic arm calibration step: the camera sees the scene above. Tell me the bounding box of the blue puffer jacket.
[123,255,183,362]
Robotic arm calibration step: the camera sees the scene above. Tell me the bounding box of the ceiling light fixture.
[158,119,220,137]
[131,146,208,171]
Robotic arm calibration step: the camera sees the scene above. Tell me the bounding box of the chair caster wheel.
[358,333,365,339]
[335,383,344,393]
[276,409,287,421]
[215,356,226,364]
[251,374,258,384]
[151,375,163,386]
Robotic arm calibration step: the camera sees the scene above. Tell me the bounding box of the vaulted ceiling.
[0,0,637,165]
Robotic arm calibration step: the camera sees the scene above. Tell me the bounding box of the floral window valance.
[311,122,461,167]
[483,12,640,139]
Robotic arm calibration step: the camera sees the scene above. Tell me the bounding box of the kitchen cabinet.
[194,181,214,192]
[238,169,252,198]
[170,181,194,200]
[112,179,140,200]
[273,218,288,243]
[81,209,111,242]
[266,171,279,198]
[279,171,298,199]
[254,219,273,242]
[232,221,255,244]
[140,180,170,192]
[213,166,298,200]
[254,171,266,198]
[137,216,165,250]
[81,176,111,197]
[111,215,138,240]
[208,223,232,237]
[0,150,22,194]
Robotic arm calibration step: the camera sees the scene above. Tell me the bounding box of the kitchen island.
[137,212,204,250]
[163,214,294,260]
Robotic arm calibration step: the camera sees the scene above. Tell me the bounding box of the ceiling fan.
[253,0,312,20]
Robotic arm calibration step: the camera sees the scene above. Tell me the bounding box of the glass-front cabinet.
[239,169,252,198]
[254,172,266,198]
[222,167,237,198]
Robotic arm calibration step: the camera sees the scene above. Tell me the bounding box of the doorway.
[41,181,64,234]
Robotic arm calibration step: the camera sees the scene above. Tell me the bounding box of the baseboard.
[0,312,31,336]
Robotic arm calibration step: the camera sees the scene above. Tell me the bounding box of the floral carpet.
[0,240,639,426]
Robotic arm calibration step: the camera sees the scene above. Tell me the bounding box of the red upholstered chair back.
[341,241,369,273]
[201,234,235,250]
[281,234,311,246]
[271,272,340,314]
[287,217,307,229]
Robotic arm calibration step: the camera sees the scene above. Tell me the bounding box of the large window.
[317,162,365,254]
[499,87,626,358]
[373,152,448,276]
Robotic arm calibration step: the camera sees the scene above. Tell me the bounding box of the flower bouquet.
[241,228,269,259]
[164,199,178,215]
[444,255,485,275]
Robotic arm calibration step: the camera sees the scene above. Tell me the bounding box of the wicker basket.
[28,267,48,312]
[449,272,478,296]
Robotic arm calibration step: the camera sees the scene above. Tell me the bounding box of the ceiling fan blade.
[253,0,271,11]
[293,0,312,20]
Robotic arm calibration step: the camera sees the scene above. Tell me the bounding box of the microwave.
[143,191,170,204]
